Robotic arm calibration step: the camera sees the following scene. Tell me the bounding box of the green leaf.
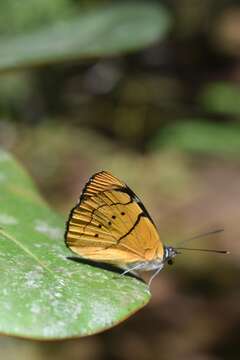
[0,0,72,35]
[200,82,240,115]
[150,120,240,157]
[0,3,171,72]
[0,150,150,340]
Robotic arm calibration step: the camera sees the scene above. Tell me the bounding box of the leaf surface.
[0,3,170,72]
[0,150,150,339]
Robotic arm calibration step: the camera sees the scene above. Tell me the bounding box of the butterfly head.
[164,246,178,265]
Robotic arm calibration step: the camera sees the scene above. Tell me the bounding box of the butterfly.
[65,171,177,284]
[65,171,228,284]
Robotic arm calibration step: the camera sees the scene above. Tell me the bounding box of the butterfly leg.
[120,263,143,277]
[148,266,163,286]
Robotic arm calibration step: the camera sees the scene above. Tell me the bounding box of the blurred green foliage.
[0,3,170,71]
[201,82,240,115]
[0,0,73,35]
[151,120,240,157]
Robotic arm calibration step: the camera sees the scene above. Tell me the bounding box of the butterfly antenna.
[176,228,224,247]
[175,247,230,254]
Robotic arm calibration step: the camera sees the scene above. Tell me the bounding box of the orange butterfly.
[65,171,176,283]
[65,171,228,284]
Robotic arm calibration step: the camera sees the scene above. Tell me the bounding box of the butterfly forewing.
[65,171,164,265]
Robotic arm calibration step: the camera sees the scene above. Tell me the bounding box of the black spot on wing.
[116,185,156,227]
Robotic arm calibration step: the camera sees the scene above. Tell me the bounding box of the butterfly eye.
[112,215,116,219]
[167,259,174,265]
[98,224,102,228]
[121,212,125,216]
[108,221,112,226]
[94,234,99,238]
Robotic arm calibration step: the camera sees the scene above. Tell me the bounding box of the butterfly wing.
[65,171,164,265]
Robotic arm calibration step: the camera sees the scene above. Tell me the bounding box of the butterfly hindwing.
[65,171,164,264]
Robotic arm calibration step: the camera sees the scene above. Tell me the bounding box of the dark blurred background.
[0,0,239,359]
